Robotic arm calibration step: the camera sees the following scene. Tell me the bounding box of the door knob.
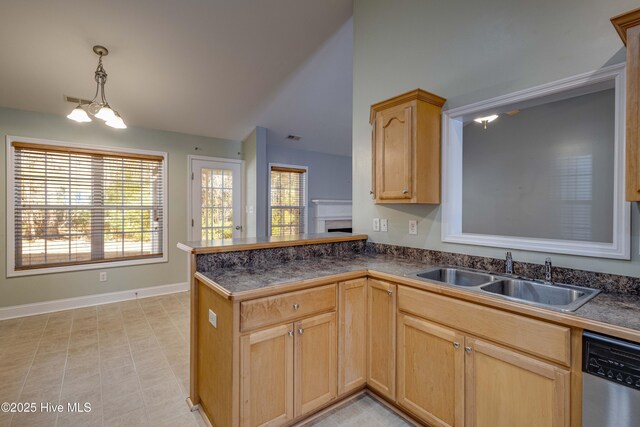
[235,225,242,230]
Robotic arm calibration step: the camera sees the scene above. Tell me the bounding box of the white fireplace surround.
[312,199,352,233]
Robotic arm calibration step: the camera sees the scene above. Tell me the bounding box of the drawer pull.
[453,342,460,349]
[293,303,300,310]
[298,328,304,335]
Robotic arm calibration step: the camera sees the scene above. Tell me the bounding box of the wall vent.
[286,134,302,141]
[64,95,92,105]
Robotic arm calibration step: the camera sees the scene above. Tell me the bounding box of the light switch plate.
[381,219,388,232]
[409,220,418,235]
[208,309,217,328]
[99,272,107,282]
[373,218,380,232]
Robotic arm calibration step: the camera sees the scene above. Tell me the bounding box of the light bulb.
[66,105,92,123]
[95,105,117,121]
[106,112,127,129]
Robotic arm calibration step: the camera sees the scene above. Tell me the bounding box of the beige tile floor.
[0,292,412,427]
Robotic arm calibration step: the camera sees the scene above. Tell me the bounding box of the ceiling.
[0,0,353,155]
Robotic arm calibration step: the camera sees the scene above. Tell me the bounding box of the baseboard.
[0,282,189,320]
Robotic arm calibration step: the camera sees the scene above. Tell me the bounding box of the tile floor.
[0,292,412,427]
[306,395,412,427]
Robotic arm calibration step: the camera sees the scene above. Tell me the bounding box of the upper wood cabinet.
[370,89,446,204]
[612,8,640,201]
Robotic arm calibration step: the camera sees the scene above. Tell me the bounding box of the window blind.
[12,141,164,270]
[270,166,306,237]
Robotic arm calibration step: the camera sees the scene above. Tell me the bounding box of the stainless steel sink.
[413,267,496,287]
[480,279,600,312]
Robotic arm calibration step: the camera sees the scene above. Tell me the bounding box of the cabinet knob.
[298,328,304,335]
[387,290,393,296]
[370,190,374,195]
[288,330,294,337]
[465,347,472,353]
[293,303,299,310]
[453,342,460,349]
[403,189,409,194]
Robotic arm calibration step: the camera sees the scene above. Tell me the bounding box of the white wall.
[241,127,268,237]
[0,107,242,307]
[353,0,640,277]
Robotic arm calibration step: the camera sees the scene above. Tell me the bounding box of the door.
[375,103,413,200]
[397,313,465,427]
[240,324,294,427]
[294,312,337,417]
[465,337,570,427]
[191,158,242,240]
[367,279,396,400]
[338,278,367,396]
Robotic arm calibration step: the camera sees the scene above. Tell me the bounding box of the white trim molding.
[441,64,631,259]
[0,282,188,320]
[5,135,169,277]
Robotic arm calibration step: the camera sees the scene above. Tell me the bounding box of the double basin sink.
[410,267,599,312]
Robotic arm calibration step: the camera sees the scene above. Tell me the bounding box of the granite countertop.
[177,232,367,254]
[199,252,640,335]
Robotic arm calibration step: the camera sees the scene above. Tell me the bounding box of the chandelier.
[67,45,126,129]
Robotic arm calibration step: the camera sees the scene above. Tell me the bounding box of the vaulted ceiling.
[0,0,353,156]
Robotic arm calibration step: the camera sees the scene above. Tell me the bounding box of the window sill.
[7,255,168,278]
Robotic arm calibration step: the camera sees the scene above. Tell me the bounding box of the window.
[441,64,630,259]
[7,137,167,276]
[269,164,307,236]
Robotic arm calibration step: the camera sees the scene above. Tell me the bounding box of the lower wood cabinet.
[240,324,294,427]
[338,278,367,395]
[396,311,570,427]
[397,313,464,427]
[295,312,337,417]
[367,279,397,400]
[240,312,337,427]
[465,337,570,427]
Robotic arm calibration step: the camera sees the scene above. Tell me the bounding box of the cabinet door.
[338,278,367,395]
[294,312,337,417]
[367,279,397,400]
[240,324,294,427]
[465,337,570,427]
[375,104,413,200]
[397,314,464,427]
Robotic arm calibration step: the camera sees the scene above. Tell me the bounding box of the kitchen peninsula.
[178,234,640,427]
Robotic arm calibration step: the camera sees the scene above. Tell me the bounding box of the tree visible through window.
[270,165,306,237]
[11,141,165,271]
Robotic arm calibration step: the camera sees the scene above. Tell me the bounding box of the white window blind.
[270,165,306,237]
[11,141,165,271]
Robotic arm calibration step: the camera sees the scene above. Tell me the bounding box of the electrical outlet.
[373,218,380,231]
[99,272,107,282]
[409,220,418,235]
[380,219,388,232]
[208,309,217,328]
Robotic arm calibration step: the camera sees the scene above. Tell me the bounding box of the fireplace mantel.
[312,199,352,233]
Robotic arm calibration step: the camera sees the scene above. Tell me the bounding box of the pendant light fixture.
[67,45,126,129]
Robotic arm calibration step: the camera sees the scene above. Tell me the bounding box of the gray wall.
[266,144,352,233]
[353,0,640,277]
[463,89,615,243]
[241,127,268,237]
[0,107,242,307]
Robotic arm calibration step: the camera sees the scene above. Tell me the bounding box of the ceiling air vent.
[64,95,92,105]
[286,134,302,141]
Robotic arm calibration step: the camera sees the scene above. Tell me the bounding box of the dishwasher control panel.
[583,331,640,391]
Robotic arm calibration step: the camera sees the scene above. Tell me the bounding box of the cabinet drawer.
[241,284,336,332]
[398,286,571,366]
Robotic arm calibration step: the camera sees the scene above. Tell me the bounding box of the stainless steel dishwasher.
[583,331,640,427]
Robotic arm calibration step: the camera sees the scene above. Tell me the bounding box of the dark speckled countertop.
[199,252,640,336]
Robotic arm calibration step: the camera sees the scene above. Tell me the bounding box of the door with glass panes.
[191,159,242,240]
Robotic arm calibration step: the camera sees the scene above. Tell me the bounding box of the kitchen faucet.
[505,252,513,275]
[544,257,553,284]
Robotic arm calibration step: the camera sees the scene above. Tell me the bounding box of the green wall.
[1,107,242,307]
[353,0,640,277]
